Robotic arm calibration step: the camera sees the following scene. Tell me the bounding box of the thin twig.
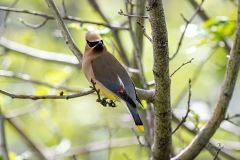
[225,113,240,126]
[172,79,192,134]
[6,118,47,159]
[131,1,154,150]
[188,0,231,53]
[0,6,128,30]
[131,128,151,150]
[0,0,19,36]
[90,79,101,102]
[172,0,240,158]
[0,107,9,160]
[45,0,83,63]
[5,101,42,119]
[172,49,215,109]
[206,143,221,160]
[118,9,149,19]
[137,21,152,43]
[90,79,117,107]
[169,0,204,60]
[225,119,240,127]
[0,37,79,66]
[125,2,148,89]
[172,113,239,160]
[88,0,130,65]
[0,89,94,100]
[18,18,49,29]
[214,143,224,160]
[225,114,240,120]
[170,58,194,77]
[131,128,144,146]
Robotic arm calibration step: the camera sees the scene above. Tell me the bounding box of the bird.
[82,31,144,131]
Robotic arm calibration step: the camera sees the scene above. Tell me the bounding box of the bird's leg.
[90,79,117,108]
[98,97,117,107]
[90,78,102,102]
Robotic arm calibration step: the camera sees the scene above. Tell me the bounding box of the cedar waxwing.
[82,31,144,131]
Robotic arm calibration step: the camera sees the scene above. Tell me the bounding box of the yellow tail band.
[136,125,144,132]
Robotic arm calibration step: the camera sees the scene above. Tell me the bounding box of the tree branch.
[225,113,240,120]
[132,1,154,156]
[6,118,47,159]
[0,107,9,160]
[125,1,148,89]
[44,0,82,63]
[172,114,239,160]
[0,6,128,31]
[118,9,149,19]
[147,0,171,159]
[87,0,130,66]
[0,0,19,36]
[0,89,94,100]
[18,17,49,29]
[0,87,153,101]
[5,101,42,119]
[137,21,152,43]
[172,1,240,159]
[0,37,79,66]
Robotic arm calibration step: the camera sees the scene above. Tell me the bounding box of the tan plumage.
[82,31,144,131]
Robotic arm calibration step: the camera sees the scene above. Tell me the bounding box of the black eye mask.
[87,40,103,48]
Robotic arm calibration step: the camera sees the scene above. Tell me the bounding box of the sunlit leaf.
[35,86,49,95]
[45,69,69,84]
[8,151,17,160]
[67,23,81,30]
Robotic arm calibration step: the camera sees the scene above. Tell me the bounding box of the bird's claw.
[100,97,108,107]
[97,97,117,108]
[108,100,117,108]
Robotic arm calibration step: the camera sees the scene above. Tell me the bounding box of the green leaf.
[67,23,81,30]
[8,151,17,160]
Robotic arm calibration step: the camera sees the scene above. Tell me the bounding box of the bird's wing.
[91,52,136,104]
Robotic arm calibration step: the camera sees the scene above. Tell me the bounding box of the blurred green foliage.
[0,0,240,160]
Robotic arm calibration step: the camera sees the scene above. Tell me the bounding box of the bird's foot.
[97,97,117,108]
[108,100,117,108]
[100,97,108,107]
[90,79,117,108]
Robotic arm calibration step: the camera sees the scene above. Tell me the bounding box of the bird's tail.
[126,103,144,132]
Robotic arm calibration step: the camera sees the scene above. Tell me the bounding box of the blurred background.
[0,0,239,159]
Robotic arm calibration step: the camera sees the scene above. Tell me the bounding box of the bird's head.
[85,32,104,52]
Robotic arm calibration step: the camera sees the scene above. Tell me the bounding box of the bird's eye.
[87,40,99,48]
[87,41,93,47]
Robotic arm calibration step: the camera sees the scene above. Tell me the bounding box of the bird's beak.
[93,40,103,48]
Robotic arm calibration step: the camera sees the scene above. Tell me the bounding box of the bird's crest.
[85,31,102,42]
